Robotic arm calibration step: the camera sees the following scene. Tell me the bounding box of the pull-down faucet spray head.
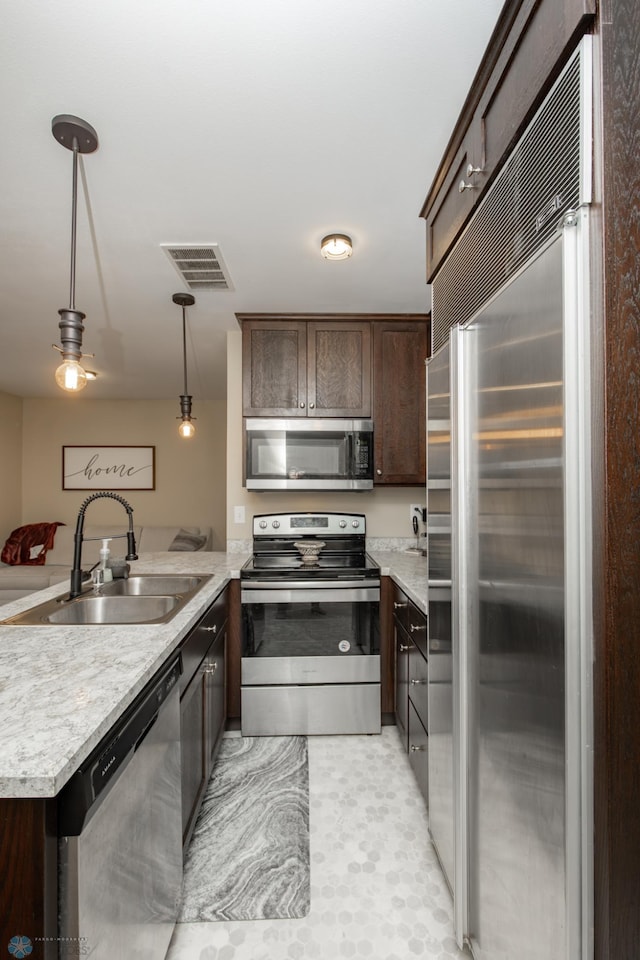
[69,491,138,598]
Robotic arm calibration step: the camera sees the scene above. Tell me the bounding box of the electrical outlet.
[410,503,424,524]
[233,505,245,524]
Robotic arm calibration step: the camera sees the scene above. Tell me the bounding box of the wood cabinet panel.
[226,579,241,720]
[427,134,479,277]
[242,321,306,415]
[0,798,58,960]
[596,3,640,958]
[179,586,228,852]
[408,700,429,803]
[380,577,395,717]
[308,322,371,416]
[478,0,595,180]
[373,320,429,485]
[206,629,226,768]
[395,628,409,750]
[240,315,371,417]
[180,666,206,845]
[408,642,428,724]
[420,0,596,280]
[393,580,428,764]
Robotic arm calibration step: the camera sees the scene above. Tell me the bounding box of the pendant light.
[173,293,196,438]
[51,115,98,392]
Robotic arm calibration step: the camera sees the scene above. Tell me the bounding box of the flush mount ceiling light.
[173,293,197,439]
[320,234,353,261]
[51,115,99,392]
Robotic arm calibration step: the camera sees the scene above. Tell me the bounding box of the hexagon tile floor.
[166,727,468,960]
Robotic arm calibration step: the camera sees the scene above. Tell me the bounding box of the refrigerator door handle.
[450,323,474,948]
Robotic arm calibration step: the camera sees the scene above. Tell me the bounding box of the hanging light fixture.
[320,233,352,260]
[172,293,196,438]
[51,115,98,392]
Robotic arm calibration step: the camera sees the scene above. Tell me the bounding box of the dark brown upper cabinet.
[373,320,429,486]
[238,313,430,486]
[239,316,371,418]
[420,0,596,281]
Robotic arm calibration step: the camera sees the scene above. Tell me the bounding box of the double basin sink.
[2,574,212,626]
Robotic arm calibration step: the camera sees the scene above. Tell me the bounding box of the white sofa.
[0,524,212,605]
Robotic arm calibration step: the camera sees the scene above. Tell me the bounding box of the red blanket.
[1,522,64,566]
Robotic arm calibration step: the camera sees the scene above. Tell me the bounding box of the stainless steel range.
[240,512,381,736]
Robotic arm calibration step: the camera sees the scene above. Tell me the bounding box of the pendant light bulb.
[173,292,197,440]
[178,418,196,439]
[55,358,88,392]
[51,115,99,393]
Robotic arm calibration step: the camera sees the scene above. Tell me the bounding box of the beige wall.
[21,398,227,549]
[0,390,24,547]
[225,331,425,542]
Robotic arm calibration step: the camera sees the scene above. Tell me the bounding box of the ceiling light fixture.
[51,115,98,392]
[320,234,352,261]
[173,293,197,439]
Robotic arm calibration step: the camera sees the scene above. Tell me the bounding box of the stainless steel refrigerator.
[426,213,593,960]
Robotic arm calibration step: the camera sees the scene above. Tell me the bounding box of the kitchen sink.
[1,574,211,626]
[102,575,205,596]
[46,595,179,625]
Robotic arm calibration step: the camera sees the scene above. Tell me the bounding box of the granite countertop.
[369,550,428,614]
[0,549,424,799]
[0,552,248,799]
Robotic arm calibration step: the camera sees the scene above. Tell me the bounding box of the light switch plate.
[234,505,245,524]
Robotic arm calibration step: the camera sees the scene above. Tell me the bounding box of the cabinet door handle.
[376,468,382,476]
[458,179,476,193]
[203,661,218,675]
[309,402,315,409]
[466,163,483,177]
[299,401,306,408]
[410,678,426,685]
[399,643,410,652]
[410,744,425,752]
[203,625,217,633]
[410,623,426,633]
[393,602,407,609]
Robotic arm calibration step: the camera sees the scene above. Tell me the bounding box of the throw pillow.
[169,528,207,552]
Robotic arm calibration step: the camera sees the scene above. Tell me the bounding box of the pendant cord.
[182,307,189,395]
[69,137,79,310]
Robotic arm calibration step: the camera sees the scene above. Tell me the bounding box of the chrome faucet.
[70,492,138,598]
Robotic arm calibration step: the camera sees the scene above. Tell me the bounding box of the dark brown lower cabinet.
[395,628,409,749]
[179,587,228,853]
[392,580,429,804]
[408,700,429,802]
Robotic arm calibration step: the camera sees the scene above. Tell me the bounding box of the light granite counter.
[0,548,424,799]
[0,551,249,799]
[369,550,428,614]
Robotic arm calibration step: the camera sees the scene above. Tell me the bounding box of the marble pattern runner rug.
[178,735,310,922]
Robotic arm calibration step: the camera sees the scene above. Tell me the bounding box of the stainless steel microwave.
[244,418,374,490]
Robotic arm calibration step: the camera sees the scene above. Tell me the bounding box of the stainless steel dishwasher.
[58,655,182,960]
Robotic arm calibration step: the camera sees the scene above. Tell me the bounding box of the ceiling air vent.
[161,244,234,291]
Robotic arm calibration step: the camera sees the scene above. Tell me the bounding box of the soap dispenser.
[99,539,114,583]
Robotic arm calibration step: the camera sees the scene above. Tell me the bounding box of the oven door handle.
[241,586,380,604]
[242,578,379,591]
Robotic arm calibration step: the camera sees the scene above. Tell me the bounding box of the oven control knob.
[339,520,347,528]
[351,520,360,528]
[272,520,280,528]
[259,520,267,529]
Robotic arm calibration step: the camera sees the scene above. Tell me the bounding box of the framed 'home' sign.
[62,446,156,491]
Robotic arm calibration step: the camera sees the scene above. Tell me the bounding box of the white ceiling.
[0,0,504,402]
